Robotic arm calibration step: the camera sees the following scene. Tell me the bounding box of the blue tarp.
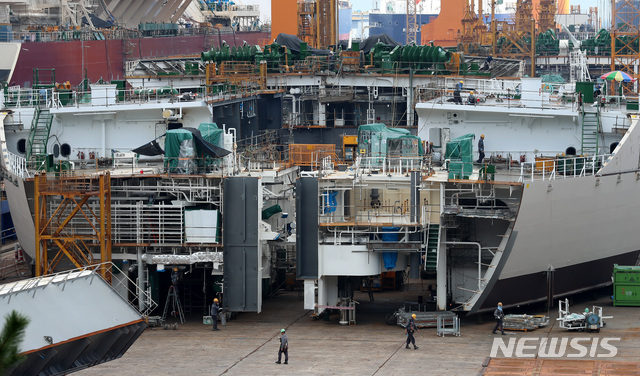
[323,191,337,213]
[382,227,399,270]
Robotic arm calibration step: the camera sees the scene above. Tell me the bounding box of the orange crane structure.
[611,0,640,94]
[271,0,337,50]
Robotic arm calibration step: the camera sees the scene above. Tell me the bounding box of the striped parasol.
[600,71,636,82]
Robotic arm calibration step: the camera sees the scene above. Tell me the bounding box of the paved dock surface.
[78,282,640,376]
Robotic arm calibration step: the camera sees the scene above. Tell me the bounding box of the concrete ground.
[78,280,640,376]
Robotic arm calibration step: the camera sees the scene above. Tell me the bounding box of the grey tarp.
[131,128,231,158]
[132,139,164,156]
[359,34,401,53]
[274,33,332,55]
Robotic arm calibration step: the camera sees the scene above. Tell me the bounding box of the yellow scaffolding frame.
[34,172,112,280]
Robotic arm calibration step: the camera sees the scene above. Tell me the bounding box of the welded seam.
[219,310,311,375]
[372,341,406,375]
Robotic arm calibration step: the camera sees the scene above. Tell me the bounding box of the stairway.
[581,108,600,156]
[424,224,440,273]
[26,107,53,167]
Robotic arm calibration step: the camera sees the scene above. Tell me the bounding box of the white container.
[90,84,117,106]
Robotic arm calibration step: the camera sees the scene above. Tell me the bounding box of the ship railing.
[49,87,207,109]
[356,156,426,175]
[6,151,31,179]
[318,203,421,226]
[518,154,610,182]
[0,262,157,317]
[5,24,267,44]
[2,87,51,108]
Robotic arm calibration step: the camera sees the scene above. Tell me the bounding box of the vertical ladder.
[26,106,53,165]
[581,107,600,156]
[424,223,440,273]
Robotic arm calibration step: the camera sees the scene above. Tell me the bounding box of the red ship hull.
[11,31,271,86]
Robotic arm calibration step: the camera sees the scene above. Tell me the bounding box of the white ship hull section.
[417,104,624,158]
[5,102,211,160]
[501,119,640,280]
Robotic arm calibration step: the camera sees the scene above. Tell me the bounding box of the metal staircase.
[26,106,53,166]
[581,107,600,156]
[424,223,440,273]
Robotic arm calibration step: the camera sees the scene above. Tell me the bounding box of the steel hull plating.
[472,120,640,312]
[7,31,270,86]
[478,250,640,312]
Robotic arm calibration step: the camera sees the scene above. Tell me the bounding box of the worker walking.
[492,302,506,335]
[211,298,220,331]
[477,134,485,163]
[405,313,419,350]
[276,329,288,364]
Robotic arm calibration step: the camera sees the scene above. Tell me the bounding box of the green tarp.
[198,122,223,146]
[445,133,475,179]
[165,129,196,173]
[357,123,422,158]
[197,122,224,168]
[262,204,283,220]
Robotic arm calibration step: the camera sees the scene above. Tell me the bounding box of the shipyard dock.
[76,281,640,376]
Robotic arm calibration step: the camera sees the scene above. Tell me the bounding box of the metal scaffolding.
[34,172,112,279]
[611,0,639,94]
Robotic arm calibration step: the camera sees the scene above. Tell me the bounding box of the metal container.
[613,264,640,306]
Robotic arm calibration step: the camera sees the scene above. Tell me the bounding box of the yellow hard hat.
[412,314,416,319]
[459,80,463,83]
[498,302,502,306]
[481,134,484,138]
[214,298,219,302]
[470,91,474,94]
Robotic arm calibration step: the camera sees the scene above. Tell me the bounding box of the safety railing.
[0,262,157,317]
[356,156,427,176]
[518,154,610,182]
[6,151,31,179]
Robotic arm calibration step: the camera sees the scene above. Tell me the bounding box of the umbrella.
[600,71,636,82]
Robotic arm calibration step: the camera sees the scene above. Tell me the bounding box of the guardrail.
[7,151,30,179]
[0,262,157,316]
[356,156,427,176]
[518,154,610,182]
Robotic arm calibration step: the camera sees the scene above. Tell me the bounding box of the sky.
[244,0,610,26]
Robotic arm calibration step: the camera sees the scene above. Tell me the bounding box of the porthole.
[60,143,71,158]
[17,139,26,154]
[53,144,60,158]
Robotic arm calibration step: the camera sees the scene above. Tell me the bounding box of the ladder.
[424,223,440,272]
[581,107,600,156]
[161,285,185,325]
[26,106,53,167]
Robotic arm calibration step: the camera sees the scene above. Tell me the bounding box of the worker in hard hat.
[492,302,506,335]
[454,80,463,104]
[405,313,419,350]
[468,90,477,105]
[210,298,221,331]
[477,134,485,164]
[275,328,289,364]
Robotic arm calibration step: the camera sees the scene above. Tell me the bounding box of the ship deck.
[75,282,640,376]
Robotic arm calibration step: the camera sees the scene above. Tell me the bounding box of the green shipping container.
[613,264,640,306]
[613,285,640,306]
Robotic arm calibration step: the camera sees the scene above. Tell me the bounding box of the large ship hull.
[5,31,270,87]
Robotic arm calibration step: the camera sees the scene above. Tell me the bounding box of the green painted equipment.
[613,264,640,306]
